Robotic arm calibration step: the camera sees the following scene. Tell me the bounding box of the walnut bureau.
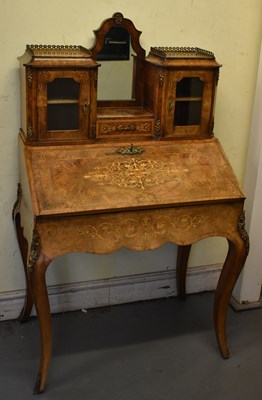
[13,13,249,394]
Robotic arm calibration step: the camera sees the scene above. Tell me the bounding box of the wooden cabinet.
[18,45,98,144]
[144,47,220,138]
[18,17,220,144]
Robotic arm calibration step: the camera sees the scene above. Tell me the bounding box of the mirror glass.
[91,13,145,105]
[96,26,135,101]
[97,45,135,100]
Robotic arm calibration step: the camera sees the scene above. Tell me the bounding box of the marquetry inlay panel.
[25,138,244,216]
[83,157,188,190]
[96,120,154,136]
[36,202,243,257]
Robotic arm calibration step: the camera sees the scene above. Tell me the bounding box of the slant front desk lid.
[24,138,245,217]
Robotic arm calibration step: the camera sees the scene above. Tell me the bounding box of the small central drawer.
[97,118,154,138]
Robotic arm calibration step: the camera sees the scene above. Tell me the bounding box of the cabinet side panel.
[89,69,98,140]
[19,64,27,135]
[18,137,35,245]
[144,63,158,113]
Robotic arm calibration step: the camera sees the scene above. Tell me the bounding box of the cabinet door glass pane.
[176,77,203,98]
[47,78,80,131]
[174,101,202,126]
[47,104,78,131]
[47,78,79,100]
[174,77,203,126]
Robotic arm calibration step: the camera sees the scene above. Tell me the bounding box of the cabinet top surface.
[24,138,244,217]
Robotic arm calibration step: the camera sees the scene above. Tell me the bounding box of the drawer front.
[97,119,154,138]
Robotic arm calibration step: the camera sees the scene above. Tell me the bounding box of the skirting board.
[0,264,222,321]
[230,295,262,311]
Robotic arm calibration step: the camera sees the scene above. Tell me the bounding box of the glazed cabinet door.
[36,70,91,142]
[163,70,217,138]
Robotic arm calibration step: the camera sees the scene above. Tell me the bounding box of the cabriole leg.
[214,226,249,358]
[26,229,53,394]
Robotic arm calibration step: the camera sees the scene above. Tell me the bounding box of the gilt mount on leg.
[237,211,250,257]
[28,230,41,278]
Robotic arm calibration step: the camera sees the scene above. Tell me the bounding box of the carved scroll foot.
[176,245,192,299]
[214,220,249,358]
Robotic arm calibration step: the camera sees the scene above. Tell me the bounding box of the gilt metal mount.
[117,144,144,155]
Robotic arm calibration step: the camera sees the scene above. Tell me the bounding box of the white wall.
[233,42,262,305]
[0,0,261,294]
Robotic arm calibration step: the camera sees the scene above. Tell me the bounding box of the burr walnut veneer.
[13,12,249,394]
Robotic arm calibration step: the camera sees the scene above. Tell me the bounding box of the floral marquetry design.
[83,158,188,190]
[79,213,208,244]
[99,122,152,135]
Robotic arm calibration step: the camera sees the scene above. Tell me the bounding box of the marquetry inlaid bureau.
[13,12,249,394]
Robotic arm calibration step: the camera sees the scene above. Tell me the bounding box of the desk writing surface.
[24,137,244,217]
